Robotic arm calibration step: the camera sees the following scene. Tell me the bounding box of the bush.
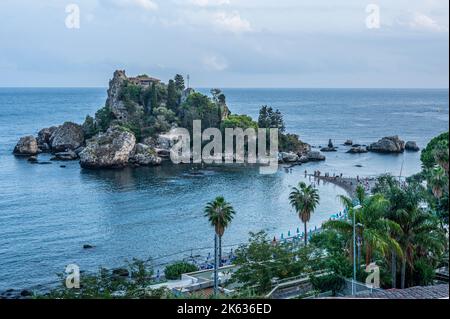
[310,273,345,296]
[279,133,307,153]
[164,262,198,280]
[95,106,114,132]
[82,115,97,138]
[421,132,448,168]
[120,82,142,104]
[118,123,142,141]
[221,114,258,130]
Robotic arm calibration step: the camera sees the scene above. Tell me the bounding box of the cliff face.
[106,70,129,123]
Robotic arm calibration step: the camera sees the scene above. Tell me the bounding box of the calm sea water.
[0,88,448,291]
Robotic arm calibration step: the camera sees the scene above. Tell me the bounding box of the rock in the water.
[347,146,368,154]
[280,152,299,163]
[37,126,57,152]
[344,139,353,146]
[27,156,38,162]
[299,155,309,163]
[405,141,420,152]
[307,151,326,161]
[79,126,136,169]
[320,146,337,152]
[321,139,337,152]
[50,122,85,152]
[51,150,78,161]
[368,136,405,153]
[13,136,39,156]
[129,143,162,166]
[83,244,94,249]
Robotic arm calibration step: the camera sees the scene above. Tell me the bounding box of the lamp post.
[352,204,362,296]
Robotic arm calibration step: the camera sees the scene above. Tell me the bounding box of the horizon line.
[0,86,449,90]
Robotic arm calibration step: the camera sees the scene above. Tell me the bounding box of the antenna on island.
[187,74,190,89]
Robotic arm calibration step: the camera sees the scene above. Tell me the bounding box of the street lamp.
[352,204,362,296]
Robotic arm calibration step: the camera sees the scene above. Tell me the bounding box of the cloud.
[113,0,158,11]
[407,13,448,32]
[203,55,228,71]
[189,0,230,6]
[212,11,251,33]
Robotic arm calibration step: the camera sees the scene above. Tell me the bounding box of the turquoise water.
[0,88,448,291]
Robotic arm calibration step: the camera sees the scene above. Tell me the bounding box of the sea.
[0,87,448,291]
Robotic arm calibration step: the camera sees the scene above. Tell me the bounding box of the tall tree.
[174,74,185,91]
[150,83,158,112]
[289,182,320,246]
[167,79,178,112]
[204,196,236,296]
[324,186,402,268]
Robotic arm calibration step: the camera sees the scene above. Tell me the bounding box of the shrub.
[164,262,198,280]
[221,114,258,130]
[310,273,345,296]
[421,132,448,168]
[95,106,114,132]
[82,115,97,138]
[120,82,142,104]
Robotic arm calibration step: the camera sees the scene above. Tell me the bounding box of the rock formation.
[306,151,326,161]
[344,140,353,146]
[50,122,85,152]
[279,152,299,163]
[79,127,136,168]
[320,139,337,152]
[405,141,420,152]
[37,126,57,152]
[129,143,162,166]
[368,136,405,153]
[105,70,130,123]
[13,136,38,156]
[347,146,368,154]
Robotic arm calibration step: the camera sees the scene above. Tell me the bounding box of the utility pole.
[352,204,362,296]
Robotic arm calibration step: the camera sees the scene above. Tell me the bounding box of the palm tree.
[373,178,445,288]
[289,182,320,246]
[204,196,235,296]
[324,186,402,268]
[433,141,449,173]
[428,166,448,199]
[389,206,445,288]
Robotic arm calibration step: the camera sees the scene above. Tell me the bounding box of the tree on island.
[289,182,320,246]
[204,196,235,296]
[174,74,185,91]
[167,79,178,112]
[258,105,285,133]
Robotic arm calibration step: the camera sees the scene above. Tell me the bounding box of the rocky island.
[13,71,420,169]
[13,71,314,168]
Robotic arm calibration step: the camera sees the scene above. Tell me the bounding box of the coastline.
[312,174,378,197]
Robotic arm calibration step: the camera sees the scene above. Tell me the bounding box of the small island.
[13,70,420,170]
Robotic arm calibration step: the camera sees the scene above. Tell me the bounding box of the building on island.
[129,74,161,87]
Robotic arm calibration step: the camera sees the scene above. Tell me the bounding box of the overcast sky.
[0,0,448,88]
